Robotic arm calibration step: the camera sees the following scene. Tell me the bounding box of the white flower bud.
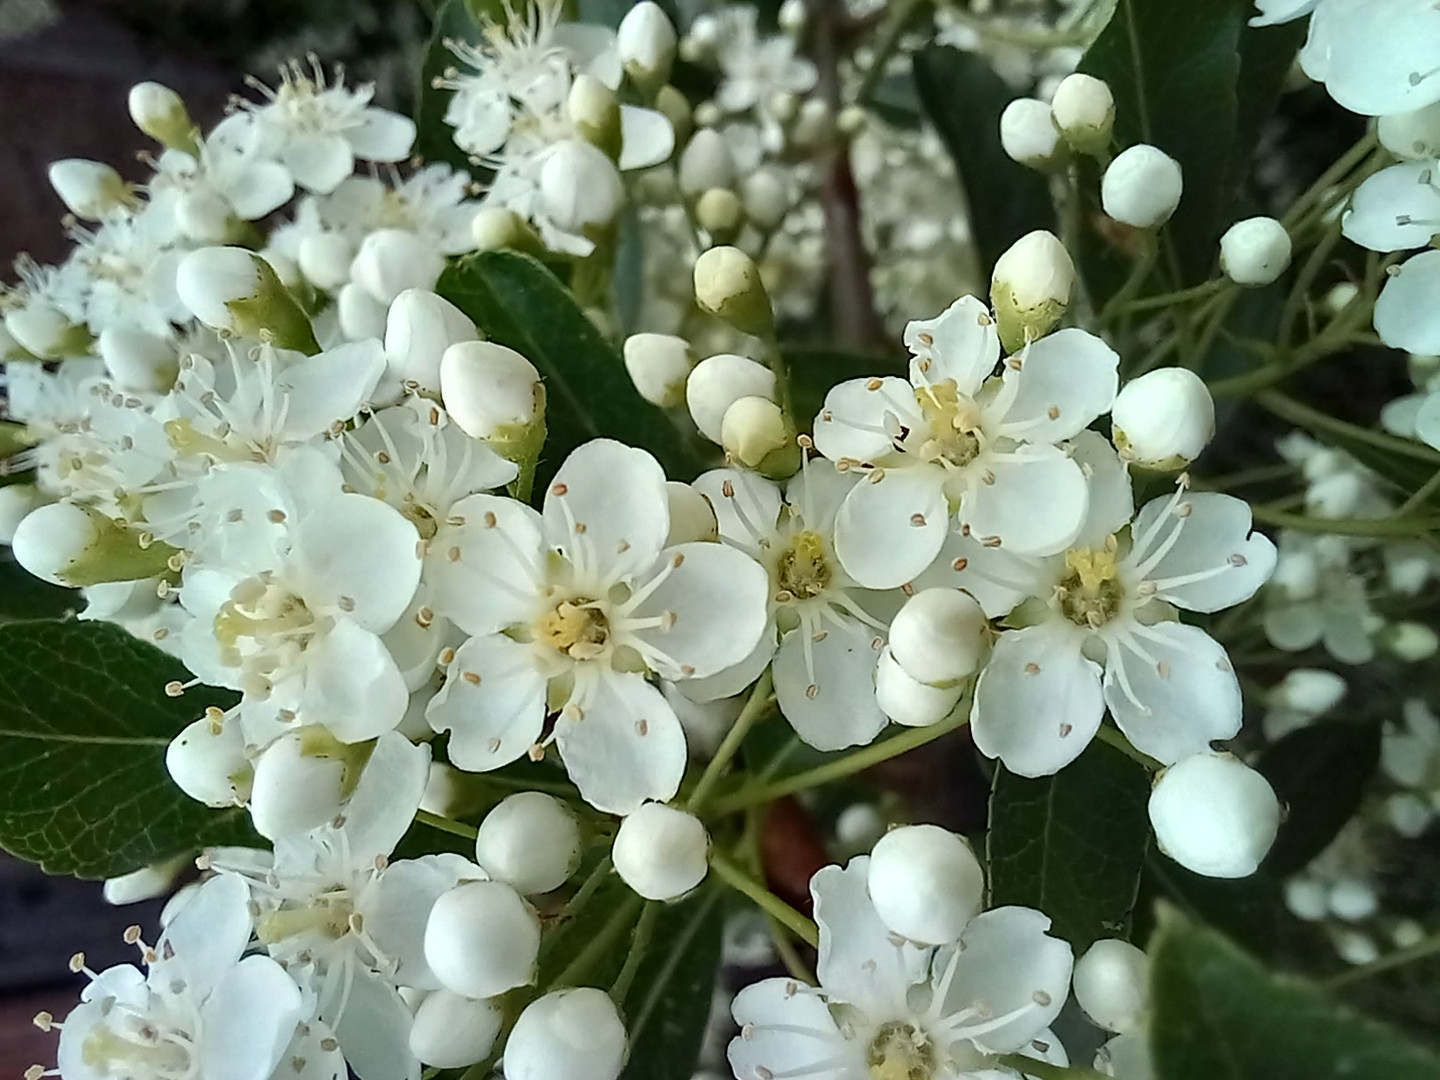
[166,713,251,808]
[471,206,538,252]
[678,129,736,197]
[248,727,364,840]
[176,246,317,351]
[337,282,389,340]
[409,991,503,1068]
[1000,97,1066,169]
[1149,752,1280,879]
[685,353,776,443]
[654,85,693,144]
[624,332,694,407]
[49,159,130,220]
[385,288,477,396]
[768,92,798,125]
[1111,367,1215,469]
[0,485,44,545]
[97,328,178,393]
[990,230,1075,353]
[618,2,677,91]
[1378,101,1440,160]
[791,98,835,150]
[1219,216,1292,286]
[838,105,867,137]
[175,189,234,244]
[298,232,357,290]
[612,802,709,900]
[721,395,796,475]
[867,824,984,945]
[888,588,988,686]
[12,502,172,586]
[1271,668,1346,717]
[439,340,542,441]
[540,140,625,237]
[1102,144,1183,229]
[875,646,963,728]
[424,880,540,999]
[568,74,622,155]
[778,0,807,32]
[1049,74,1115,157]
[741,169,789,231]
[505,988,627,1080]
[1383,620,1439,661]
[4,303,86,359]
[1329,879,1379,922]
[102,857,186,906]
[128,82,196,151]
[1285,878,1329,921]
[693,100,724,129]
[696,187,744,244]
[474,792,582,896]
[351,229,446,305]
[694,246,774,338]
[1074,939,1149,1035]
[665,481,719,545]
[835,803,887,852]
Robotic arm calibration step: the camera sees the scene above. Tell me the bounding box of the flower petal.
[433,493,547,636]
[1130,491,1277,612]
[1071,430,1134,548]
[812,858,930,1015]
[728,978,865,1080]
[155,873,254,1000]
[543,439,669,585]
[618,105,675,170]
[915,526,1049,618]
[1376,251,1440,354]
[348,109,417,162]
[228,162,295,220]
[363,853,485,990]
[962,444,1088,557]
[692,467,782,555]
[1300,0,1440,116]
[329,969,420,1080]
[993,329,1119,443]
[425,634,548,770]
[294,493,422,632]
[834,464,950,588]
[1342,161,1440,252]
[282,132,355,194]
[279,340,387,443]
[812,376,915,464]
[554,671,686,814]
[904,295,1000,395]
[199,956,305,1080]
[774,616,888,750]
[301,620,410,742]
[338,731,430,865]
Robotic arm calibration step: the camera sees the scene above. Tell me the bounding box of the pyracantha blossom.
[1381,698,1440,837]
[1262,532,1377,665]
[424,438,770,814]
[940,433,1275,776]
[69,206,190,339]
[812,296,1119,589]
[728,857,1072,1080]
[702,5,818,151]
[148,123,296,245]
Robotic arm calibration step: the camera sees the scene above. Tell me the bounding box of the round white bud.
[505,988,627,1080]
[385,288,477,396]
[1269,668,1346,718]
[0,485,44,545]
[618,2,677,90]
[835,804,887,852]
[685,353,776,444]
[678,129,736,197]
[721,395,794,473]
[568,74,622,153]
[175,246,262,331]
[337,282,389,340]
[247,728,354,840]
[696,187,744,244]
[439,340,542,440]
[351,228,446,305]
[778,0,807,33]
[693,246,774,337]
[298,232,357,291]
[5,303,81,359]
[102,858,185,906]
[408,990,503,1068]
[128,82,194,150]
[1284,877,1329,921]
[1384,620,1439,661]
[424,880,540,999]
[612,802,709,900]
[1378,100,1440,160]
[867,824,985,944]
[768,92,798,125]
[11,502,104,586]
[166,714,251,808]
[1148,752,1280,879]
[471,206,532,252]
[1000,97,1065,169]
[49,159,129,220]
[540,139,625,238]
[888,588,988,686]
[693,100,724,128]
[875,646,963,728]
[990,229,1076,352]
[1073,938,1149,1035]
[791,98,835,150]
[1102,144,1183,228]
[97,328,178,393]
[623,332,694,408]
[741,169,790,231]
[474,792,582,895]
[1220,216,1292,286]
[1111,367,1215,469]
[1049,74,1115,156]
[665,481,719,545]
[1329,879,1379,922]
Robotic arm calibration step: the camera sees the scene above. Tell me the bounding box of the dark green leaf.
[784,346,906,431]
[987,739,1151,950]
[1255,720,1381,876]
[1149,906,1440,1080]
[0,551,80,624]
[0,620,256,878]
[914,45,1055,281]
[414,0,484,174]
[1142,854,1283,957]
[436,250,707,487]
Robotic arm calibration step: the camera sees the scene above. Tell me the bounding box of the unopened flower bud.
[1149,752,1280,879]
[0,485,44,545]
[888,588,988,686]
[612,802,709,900]
[875,646,963,728]
[505,988,628,1080]
[721,395,798,477]
[424,880,540,999]
[694,246,774,338]
[741,169,789,231]
[176,246,318,352]
[440,340,544,444]
[471,205,541,252]
[1000,97,1066,169]
[990,230,1075,352]
[385,288,477,396]
[298,232,356,290]
[791,98,835,150]
[1074,939,1149,1035]
[166,712,251,808]
[696,187,744,244]
[128,81,197,153]
[665,481,719,545]
[539,140,625,237]
[568,74,622,157]
[778,0,807,33]
[351,229,446,305]
[1102,144,1183,229]
[693,100,723,128]
[867,824,984,944]
[102,857,187,906]
[337,282,388,340]
[1382,620,1439,661]
[4,303,89,359]
[1049,74,1114,157]
[654,85,693,144]
[618,2,677,94]
[97,328,178,393]
[1220,216,1292,286]
[685,352,776,443]
[409,991,503,1068]
[678,129,736,197]
[1378,101,1440,160]
[1112,367,1215,469]
[474,792,582,895]
[48,159,130,220]
[12,502,174,586]
[248,727,369,840]
[623,332,694,407]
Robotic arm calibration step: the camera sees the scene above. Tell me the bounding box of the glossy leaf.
[0,552,79,624]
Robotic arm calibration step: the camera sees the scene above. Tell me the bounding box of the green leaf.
[0,620,256,878]
[1149,906,1440,1080]
[1254,720,1381,877]
[414,0,484,174]
[437,250,706,487]
[784,346,907,431]
[1142,854,1284,957]
[987,739,1152,951]
[0,551,79,624]
[914,45,1056,281]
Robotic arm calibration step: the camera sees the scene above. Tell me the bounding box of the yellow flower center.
[867,1021,933,1080]
[1057,540,1124,629]
[536,598,610,660]
[913,381,982,468]
[775,530,832,601]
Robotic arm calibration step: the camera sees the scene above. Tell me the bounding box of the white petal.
[1414,393,1440,451]
[1342,161,1440,252]
[426,634,548,770]
[971,622,1103,777]
[282,132,355,194]
[199,956,305,1080]
[363,853,485,990]
[1375,251,1440,354]
[812,376,915,464]
[1104,622,1242,764]
[904,295,1000,395]
[154,874,253,1000]
[691,467,781,554]
[993,329,1119,443]
[1070,430,1134,548]
[227,162,295,220]
[1131,491,1277,612]
[1300,0,1440,116]
[787,456,861,535]
[961,444,1088,557]
[554,671,686,814]
[543,439,669,584]
[678,618,778,703]
[774,616,888,750]
[834,465,950,588]
[349,109,417,161]
[618,106,675,170]
[728,979,863,1080]
[278,339,387,443]
[338,731,430,865]
[432,494,546,637]
[914,527,1048,618]
[329,969,420,1080]
[295,493,422,632]
[301,620,410,742]
[812,858,930,1015]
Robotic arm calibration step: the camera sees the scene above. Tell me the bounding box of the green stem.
[852,0,930,106]
[686,669,775,813]
[1094,724,1162,771]
[1098,240,1159,325]
[1248,505,1440,538]
[996,1056,1111,1080]
[551,893,644,988]
[1256,390,1440,466]
[709,849,819,947]
[1199,463,1298,492]
[562,856,613,917]
[1398,468,1440,517]
[609,901,660,1001]
[415,809,478,841]
[1323,930,1440,989]
[1115,277,1228,315]
[1280,131,1379,232]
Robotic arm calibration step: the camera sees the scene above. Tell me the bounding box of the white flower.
[149,123,295,243]
[424,438,769,813]
[728,858,1072,1080]
[1380,698,1440,837]
[1262,533,1377,665]
[1284,0,1440,116]
[706,5,817,151]
[812,295,1118,589]
[950,434,1275,776]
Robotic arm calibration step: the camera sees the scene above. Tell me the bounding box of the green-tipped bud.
[439,340,547,470]
[128,82,199,155]
[568,74,622,159]
[990,230,1075,353]
[721,395,800,478]
[696,187,744,244]
[1050,74,1115,158]
[11,502,178,587]
[175,247,319,353]
[618,2,677,97]
[471,206,544,253]
[694,245,774,338]
[654,85,693,145]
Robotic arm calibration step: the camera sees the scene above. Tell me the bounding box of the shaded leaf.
[0,551,80,624]
[1142,853,1283,958]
